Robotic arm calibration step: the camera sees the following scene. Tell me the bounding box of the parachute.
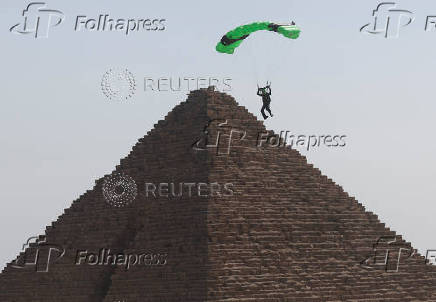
[216,21,301,54]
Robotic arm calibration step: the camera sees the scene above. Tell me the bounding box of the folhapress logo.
[360,2,414,38]
[10,2,65,38]
[10,236,65,272]
[10,2,166,39]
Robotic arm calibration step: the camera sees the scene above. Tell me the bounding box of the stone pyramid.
[1,87,436,302]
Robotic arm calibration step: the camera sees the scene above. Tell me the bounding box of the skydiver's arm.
[266,87,271,95]
[257,89,262,96]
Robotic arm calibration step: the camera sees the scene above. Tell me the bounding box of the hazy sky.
[1,0,436,268]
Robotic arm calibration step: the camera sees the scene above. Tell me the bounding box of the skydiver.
[257,82,273,120]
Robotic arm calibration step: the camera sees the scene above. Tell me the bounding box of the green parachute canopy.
[216,21,301,54]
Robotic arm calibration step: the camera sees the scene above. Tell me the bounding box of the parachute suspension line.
[245,37,261,87]
[215,21,301,90]
[215,21,301,88]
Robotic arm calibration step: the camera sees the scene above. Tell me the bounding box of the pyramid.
[2,87,436,302]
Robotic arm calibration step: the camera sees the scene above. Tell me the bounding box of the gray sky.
[1,0,436,268]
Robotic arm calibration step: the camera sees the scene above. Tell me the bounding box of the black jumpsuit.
[257,87,272,119]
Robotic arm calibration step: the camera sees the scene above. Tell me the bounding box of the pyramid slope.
[0,91,211,302]
[203,97,436,301]
[103,89,436,301]
[203,92,436,301]
[2,88,436,302]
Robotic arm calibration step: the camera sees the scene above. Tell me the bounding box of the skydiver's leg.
[265,103,273,117]
[261,104,268,119]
